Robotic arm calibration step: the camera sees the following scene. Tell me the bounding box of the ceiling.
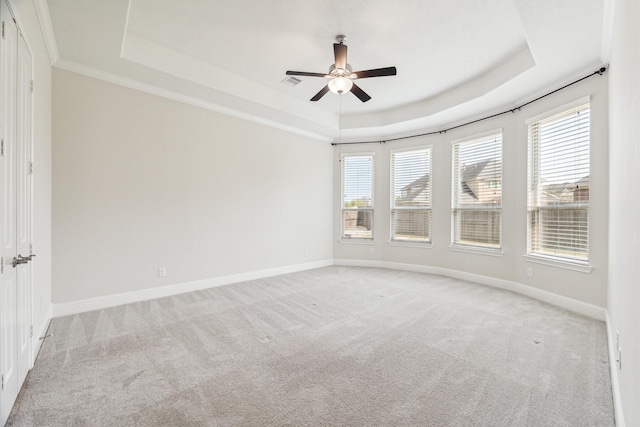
[43,0,610,142]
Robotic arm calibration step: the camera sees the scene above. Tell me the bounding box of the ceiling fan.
[286,35,397,103]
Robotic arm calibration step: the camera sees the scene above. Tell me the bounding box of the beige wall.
[23,6,639,422]
[608,0,640,424]
[52,68,333,303]
[334,74,609,308]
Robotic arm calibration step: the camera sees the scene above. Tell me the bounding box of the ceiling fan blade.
[350,82,371,102]
[286,71,328,77]
[334,43,348,70]
[310,85,330,101]
[351,67,397,79]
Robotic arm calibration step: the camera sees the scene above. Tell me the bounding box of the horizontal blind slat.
[527,103,590,261]
[391,148,432,242]
[452,133,502,248]
[342,155,374,239]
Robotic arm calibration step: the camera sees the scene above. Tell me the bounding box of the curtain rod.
[332,66,607,146]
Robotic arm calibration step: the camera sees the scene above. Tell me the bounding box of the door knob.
[12,254,30,268]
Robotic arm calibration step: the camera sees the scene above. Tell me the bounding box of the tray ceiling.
[45,0,609,141]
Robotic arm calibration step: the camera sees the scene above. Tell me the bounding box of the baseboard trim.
[333,259,606,320]
[52,259,334,317]
[53,258,606,322]
[50,258,618,421]
[605,310,625,426]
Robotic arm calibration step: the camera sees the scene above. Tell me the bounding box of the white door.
[0,0,20,421]
[0,0,32,423]
[15,24,32,392]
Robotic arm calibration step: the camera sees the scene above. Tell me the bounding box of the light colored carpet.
[8,266,614,426]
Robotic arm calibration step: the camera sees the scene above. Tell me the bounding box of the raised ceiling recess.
[45,0,608,142]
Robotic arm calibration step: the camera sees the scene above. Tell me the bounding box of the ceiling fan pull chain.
[339,95,342,144]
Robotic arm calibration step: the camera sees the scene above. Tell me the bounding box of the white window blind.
[527,103,590,262]
[391,147,432,243]
[341,154,374,240]
[452,132,502,249]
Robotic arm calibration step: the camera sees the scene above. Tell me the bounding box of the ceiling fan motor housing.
[285,35,396,102]
[329,63,353,78]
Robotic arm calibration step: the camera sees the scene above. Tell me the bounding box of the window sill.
[523,254,592,273]
[339,239,375,245]
[449,244,504,257]
[388,241,433,249]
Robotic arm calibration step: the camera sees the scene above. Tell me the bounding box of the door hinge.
[29,161,33,174]
[1,374,4,391]
[1,139,5,157]
[2,21,5,39]
[29,325,33,338]
[30,80,34,93]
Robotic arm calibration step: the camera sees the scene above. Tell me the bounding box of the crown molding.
[33,0,59,65]
[54,59,333,143]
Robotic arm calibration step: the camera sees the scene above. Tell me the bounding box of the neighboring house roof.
[461,181,478,200]
[540,175,589,203]
[575,175,590,188]
[397,174,430,204]
[461,159,493,182]
[396,164,587,206]
[460,159,501,201]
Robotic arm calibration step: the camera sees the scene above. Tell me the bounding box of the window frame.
[389,145,433,245]
[340,152,375,242]
[450,129,503,252]
[526,98,591,265]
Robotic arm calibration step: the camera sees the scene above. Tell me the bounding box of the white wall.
[9,0,53,357]
[52,68,333,304]
[608,0,640,425]
[334,74,609,309]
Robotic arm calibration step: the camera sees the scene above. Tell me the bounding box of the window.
[452,132,502,249]
[390,147,432,243]
[341,154,374,240]
[527,103,590,262]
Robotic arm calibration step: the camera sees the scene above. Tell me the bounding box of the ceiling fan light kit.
[328,76,353,94]
[286,35,397,102]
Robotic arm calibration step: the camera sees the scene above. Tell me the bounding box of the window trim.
[525,96,590,126]
[449,244,504,257]
[389,145,433,245]
[388,240,433,249]
[523,254,592,274]
[340,152,375,242]
[526,100,591,264]
[450,128,504,146]
[451,129,503,251]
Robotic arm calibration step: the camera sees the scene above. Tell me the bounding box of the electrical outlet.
[158,267,167,277]
[527,268,533,277]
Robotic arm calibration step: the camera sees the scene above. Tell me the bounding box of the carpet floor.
[7,266,614,426]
